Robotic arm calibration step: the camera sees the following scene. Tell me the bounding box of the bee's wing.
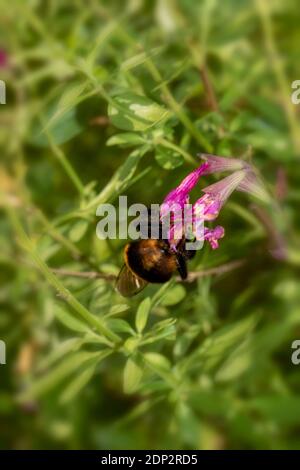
[115,264,148,297]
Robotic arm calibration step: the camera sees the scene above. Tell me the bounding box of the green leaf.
[215,339,253,382]
[247,396,300,426]
[188,390,231,418]
[19,351,104,400]
[37,338,84,372]
[161,284,186,306]
[114,147,149,192]
[106,132,145,147]
[46,82,88,130]
[30,108,83,147]
[124,337,140,354]
[108,92,171,132]
[155,145,184,169]
[83,145,149,212]
[195,314,258,372]
[55,306,92,334]
[142,319,176,345]
[59,350,112,403]
[59,363,97,403]
[107,304,130,316]
[106,318,135,335]
[135,297,151,333]
[176,403,201,447]
[144,352,171,371]
[69,219,89,242]
[120,47,163,71]
[123,357,143,394]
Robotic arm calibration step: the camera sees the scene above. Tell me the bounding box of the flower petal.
[193,170,247,222]
[193,194,222,221]
[202,170,246,202]
[199,153,251,174]
[162,162,209,208]
[204,226,225,249]
[237,171,271,203]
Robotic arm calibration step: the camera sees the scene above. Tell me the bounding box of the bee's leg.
[176,237,196,260]
[176,253,188,280]
[184,247,197,260]
[183,237,197,260]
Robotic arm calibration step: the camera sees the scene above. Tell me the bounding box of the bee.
[116,228,195,297]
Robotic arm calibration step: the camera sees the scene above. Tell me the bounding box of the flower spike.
[160,153,270,251]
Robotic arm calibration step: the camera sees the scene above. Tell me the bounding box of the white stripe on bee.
[135,277,140,288]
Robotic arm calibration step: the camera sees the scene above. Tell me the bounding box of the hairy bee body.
[125,239,178,284]
[116,237,195,297]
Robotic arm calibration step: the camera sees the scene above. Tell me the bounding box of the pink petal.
[237,171,270,203]
[199,153,251,174]
[204,226,225,249]
[162,162,209,208]
[202,170,246,205]
[193,194,222,221]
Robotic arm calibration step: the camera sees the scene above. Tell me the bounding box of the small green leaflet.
[108,92,171,132]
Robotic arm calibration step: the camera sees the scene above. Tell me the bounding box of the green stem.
[46,131,85,195]
[158,137,197,167]
[35,209,82,259]
[7,207,121,345]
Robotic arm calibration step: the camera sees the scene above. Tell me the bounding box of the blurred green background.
[1,0,300,450]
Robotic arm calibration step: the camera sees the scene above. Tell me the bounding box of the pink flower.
[204,226,225,250]
[161,162,209,211]
[160,154,269,250]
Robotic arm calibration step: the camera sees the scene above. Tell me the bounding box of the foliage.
[1,0,300,450]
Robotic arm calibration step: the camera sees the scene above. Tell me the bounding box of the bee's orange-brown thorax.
[124,239,177,283]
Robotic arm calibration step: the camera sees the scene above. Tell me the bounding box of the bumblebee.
[116,237,195,297]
